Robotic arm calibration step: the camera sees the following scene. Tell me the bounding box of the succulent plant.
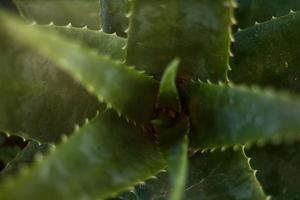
[0,0,300,199]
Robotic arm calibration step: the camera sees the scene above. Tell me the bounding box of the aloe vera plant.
[0,0,300,199]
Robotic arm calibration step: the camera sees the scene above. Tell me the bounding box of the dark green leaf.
[39,23,127,61]
[126,0,235,81]
[100,0,129,37]
[0,12,159,123]
[0,111,166,200]
[246,143,300,200]
[230,11,300,93]
[14,0,101,29]
[0,30,102,142]
[181,82,300,149]
[1,140,52,177]
[119,149,266,200]
[235,0,300,29]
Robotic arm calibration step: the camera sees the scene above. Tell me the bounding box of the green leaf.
[0,111,166,200]
[1,140,52,178]
[100,0,129,37]
[158,59,181,113]
[0,31,103,142]
[13,0,101,29]
[235,0,300,29]
[230,11,300,93]
[0,132,26,172]
[119,149,266,200]
[246,143,300,200]
[181,82,300,149]
[154,60,189,200]
[126,0,236,81]
[0,11,159,123]
[37,23,127,61]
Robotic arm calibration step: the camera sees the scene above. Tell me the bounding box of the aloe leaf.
[126,0,236,81]
[181,82,300,149]
[235,0,300,29]
[158,59,181,114]
[13,0,101,29]
[0,132,27,172]
[0,111,165,200]
[119,149,266,200]
[153,59,189,200]
[100,0,129,37]
[0,11,159,123]
[246,143,300,200]
[37,23,127,61]
[1,140,52,178]
[230,11,300,93]
[0,31,103,142]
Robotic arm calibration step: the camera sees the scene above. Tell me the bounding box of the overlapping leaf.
[246,143,300,200]
[13,0,101,29]
[0,111,165,200]
[118,149,266,200]
[100,0,129,37]
[0,29,102,142]
[230,11,300,93]
[181,82,300,149]
[126,0,235,81]
[39,23,127,61]
[0,11,159,123]
[235,0,300,29]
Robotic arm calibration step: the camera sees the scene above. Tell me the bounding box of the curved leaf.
[235,0,300,29]
[1,140,52,178]
[0,30,102,142]
[13,0,101,29]
[181,82,300,149]
[38,23,127,61]
[0,12,159,123]
[119,149,266,200]
[126,0,236,81]
[0,111,165,200]
[246,143,300,200]
[230,11,300,93]
[100,0,129,37]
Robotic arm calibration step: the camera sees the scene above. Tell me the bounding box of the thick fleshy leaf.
[126,0,236,81]
[38,23,127,61]
[119,149,266,200]
[230,11,300,93]
[0,111,166,200]
[100,0,129,37]
[1,140,52,178]
[0,30,102,142]
[0,132,27,172]
[155,60,189,200]
[246,143,300,200]
[235,0,300,29]
[0,12,159,123]
[14,0,101,29]
[181,82,300,149]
